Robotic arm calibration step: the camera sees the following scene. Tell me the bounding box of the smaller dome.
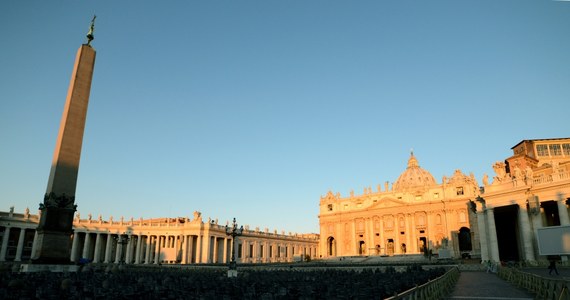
[393,152,437,192]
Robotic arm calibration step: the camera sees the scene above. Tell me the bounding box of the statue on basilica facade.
[482,173,489,186]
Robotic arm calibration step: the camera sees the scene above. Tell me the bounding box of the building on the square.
[0,210,318,265]
[319,152,480,259]
[319,138,570,263]
[476,138,570,263]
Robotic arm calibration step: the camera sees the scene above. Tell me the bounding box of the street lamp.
[225,217,243,277]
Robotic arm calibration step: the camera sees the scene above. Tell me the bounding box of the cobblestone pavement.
[445,271,534,300]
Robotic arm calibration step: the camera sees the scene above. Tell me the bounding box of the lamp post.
[114,234,130,265]
[225,217,243,277]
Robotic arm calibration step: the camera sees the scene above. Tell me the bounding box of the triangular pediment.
[370,197,407,209]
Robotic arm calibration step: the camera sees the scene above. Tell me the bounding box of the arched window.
[436,214,442,225]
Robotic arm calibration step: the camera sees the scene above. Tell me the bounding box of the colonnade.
[69,232,216,264]
[236,238,317,263]
[0,211,319,265]
[0,227,36,262]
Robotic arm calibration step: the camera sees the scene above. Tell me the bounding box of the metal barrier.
[498,267,570,300]
[386,266,459,300]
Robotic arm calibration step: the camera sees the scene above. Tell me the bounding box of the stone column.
[558,197,570,225]
[203,235,211,263]
[351,221,357,255]
[405,216,411,254]
[82,233,91,260]
[104,234,113,263]
[144,236,152,264]
[115,238,123,264]
[70,232,81,262]
[134,235,142,264]
[14,228,26,262]
[212,237,218,263]
[196,235,202,263]
[154,236,161,264]
[223,238,228,263]
[366,218,373,255]
[486,208,500,263]
[179,235,186,264]
[410,214,417,254]
[186,236,193,264]
[125,235,133,264]
[378,218,384,255]
[0,227,11,262]
[477,210,489,262]
[93,233,102,263]
[557,195,570,262]
[518,205,535,262]
[30,230,39,258]
[394,216,400,254]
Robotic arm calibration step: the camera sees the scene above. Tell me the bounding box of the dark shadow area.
[494,205,520,262]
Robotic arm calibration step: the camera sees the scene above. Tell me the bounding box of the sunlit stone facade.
[319,152,479,259]
[476,138,570,263]
[319,138,570,263]
[0,210,318,265]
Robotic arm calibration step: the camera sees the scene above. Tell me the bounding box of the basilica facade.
[319,152,479,259]
[319,138,570,263]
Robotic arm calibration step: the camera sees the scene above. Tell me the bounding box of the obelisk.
[32,17,97,264]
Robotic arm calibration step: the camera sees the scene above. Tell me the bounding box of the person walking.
[548,258,559,275]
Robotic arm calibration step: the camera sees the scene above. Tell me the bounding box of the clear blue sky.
[1,1,569,234]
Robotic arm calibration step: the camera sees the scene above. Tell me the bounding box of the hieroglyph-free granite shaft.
[33,42,96,264]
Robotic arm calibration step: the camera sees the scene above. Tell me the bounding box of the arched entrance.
[458,227,472,258]
[358,241,366,255]
[327,236,336,256]
[387,239,394,256]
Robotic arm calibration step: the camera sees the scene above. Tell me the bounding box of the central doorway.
[494,205,520,262]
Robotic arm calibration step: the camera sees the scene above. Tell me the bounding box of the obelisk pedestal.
[31,42,96,264]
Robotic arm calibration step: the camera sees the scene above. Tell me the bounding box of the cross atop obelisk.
[32,17,97,264]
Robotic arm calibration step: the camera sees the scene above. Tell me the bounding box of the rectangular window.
[260,245,264,258]
[563,144,570,156]
[550,144,562,156]
[456,187,464,195]
[537,144,549,156]
[269,246,273,258]
[249,244,254,258]
[238,244,242,259]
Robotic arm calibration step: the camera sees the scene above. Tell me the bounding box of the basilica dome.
[393,152,437,192]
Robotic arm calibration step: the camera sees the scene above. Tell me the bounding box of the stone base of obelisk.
[31,230,73,265]
[31,207,75,264]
